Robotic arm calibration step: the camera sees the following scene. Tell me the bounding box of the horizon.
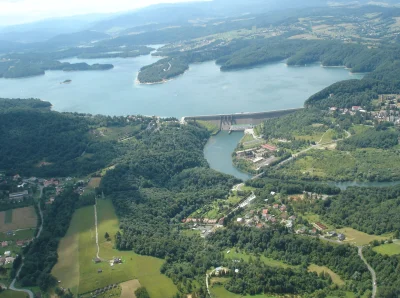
[0,0,207,27]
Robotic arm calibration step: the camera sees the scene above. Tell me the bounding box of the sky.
[0,0,202,26]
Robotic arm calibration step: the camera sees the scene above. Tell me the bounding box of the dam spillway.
[183,108,303,131]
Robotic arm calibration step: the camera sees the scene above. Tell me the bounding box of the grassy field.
[223,248,296,269]
[4,210,12,224]
[211,285,282,298]
[87,177,102,189]
[0,207,37,233]
[277,148,400,181]
[300,212,334,230]
[0,290,28,298]
[52,199,177,297]
[120,280,141,298]
[336,227,391,246]
[373,241,400,256]
[197,120,219,135]
[308,264,345,286]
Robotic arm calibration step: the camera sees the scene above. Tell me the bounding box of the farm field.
[0,207,37,233]
[308,264,345,286]
[0,290,27,298]
[87,177,102,189]
[373,241,400,256]
[223,248,296,269]
[120,279,141,298]
[52,199,177,297]
[336,227,391,246]
[211,285,281,298]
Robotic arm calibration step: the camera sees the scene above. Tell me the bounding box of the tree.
[135,287,150,298]
[105,232,110,239]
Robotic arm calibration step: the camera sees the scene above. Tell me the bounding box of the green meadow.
[52,199,177,297]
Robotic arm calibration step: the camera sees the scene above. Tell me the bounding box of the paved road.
[9,186,44,298]
[358,246,377,298]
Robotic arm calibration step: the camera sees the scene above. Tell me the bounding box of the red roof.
[262,144,277,151]
[262,209,269,214]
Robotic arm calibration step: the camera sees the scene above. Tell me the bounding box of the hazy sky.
[0,0,202,26]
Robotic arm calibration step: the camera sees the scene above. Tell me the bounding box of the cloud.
[0,0,199,26]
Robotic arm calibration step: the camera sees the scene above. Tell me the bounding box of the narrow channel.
[204,131,252,181]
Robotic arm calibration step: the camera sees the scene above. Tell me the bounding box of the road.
[94,198,100,259]
[9,186,44,298]
[358,246,377,298]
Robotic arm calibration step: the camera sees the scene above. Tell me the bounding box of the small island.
[137,57,189,84]
[60,79,72,84]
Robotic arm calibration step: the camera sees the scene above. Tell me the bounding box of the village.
[0,172,94,274]
[182,183,347,244]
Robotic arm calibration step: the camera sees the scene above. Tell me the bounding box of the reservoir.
[0,54,363,117]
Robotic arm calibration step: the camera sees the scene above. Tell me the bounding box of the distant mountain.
[91,0,329,33]
[0,40,25,53]
[45,30,110,47]
[0,13,115,43]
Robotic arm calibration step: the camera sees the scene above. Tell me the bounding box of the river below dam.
[204,131,400,190]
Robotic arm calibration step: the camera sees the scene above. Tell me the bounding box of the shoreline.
[135,67,190,85]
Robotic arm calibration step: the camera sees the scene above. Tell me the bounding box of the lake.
[0,54,363,117]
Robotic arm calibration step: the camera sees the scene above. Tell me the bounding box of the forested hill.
[0,98,151,177]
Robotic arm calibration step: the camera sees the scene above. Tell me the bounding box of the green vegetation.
[4,209,12,224]
[373,242,400,256]
[270,148,400,182]
[196,120,220,135]
[223,248,296,269]
[138,57,189,84]
[308,264,345,286]
[0,290,27,298]
[312,185,400,235]
[337,129,398,151]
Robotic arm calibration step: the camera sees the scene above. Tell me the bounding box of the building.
[262,144,277,151]
[1,241,8,247]
[9,190,29,200]
[4,251,11,257]
[262,209,269,217]
[313,222,328,231]
[338,233,346,241]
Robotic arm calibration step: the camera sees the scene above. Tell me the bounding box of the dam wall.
[184,108,303,131]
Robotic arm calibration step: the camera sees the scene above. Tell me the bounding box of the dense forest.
[313,185,400,235]
[0,98,151,177]
[138,57,189,84]
[337,129,399,151]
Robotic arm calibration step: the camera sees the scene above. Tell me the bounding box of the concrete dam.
[183,108,303,131]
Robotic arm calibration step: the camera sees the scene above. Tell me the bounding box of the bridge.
[182,108,303,131]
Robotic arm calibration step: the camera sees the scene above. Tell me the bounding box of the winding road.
[9,186,44,298]
[358,246,377,298]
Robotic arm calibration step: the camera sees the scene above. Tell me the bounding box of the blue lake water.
[0,55,363,117]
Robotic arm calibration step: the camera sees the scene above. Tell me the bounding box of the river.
[0,54,362,117]
[204,131,252,181]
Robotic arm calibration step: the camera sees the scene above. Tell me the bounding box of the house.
[279,205,287,212]
[329,107,337,111]
[113,258,122,264]
[16,240,24,247]
[5,257,15,264]
[236,218,244,223]
[313,222,327,231]
[44,178,59,188]
[262,209,269,217]
[338,233,346,241]
[4,251,11,257]
[218,217,225,225]
[327,231,337,237]
[1,241,8,247]
[9,190,29,200]
[273,204,279,209]
[352,106,362,111]
[270,191,276,195]
[13,174,21,181]
[288,215,296,221]
[262,144,277,151]
[94,258,101,263]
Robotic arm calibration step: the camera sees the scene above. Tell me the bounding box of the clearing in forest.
[308,264,345,286]
[52,199,177,298]
[373,241,400,256]
[0,207,37,232]
[336,227,391,246]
